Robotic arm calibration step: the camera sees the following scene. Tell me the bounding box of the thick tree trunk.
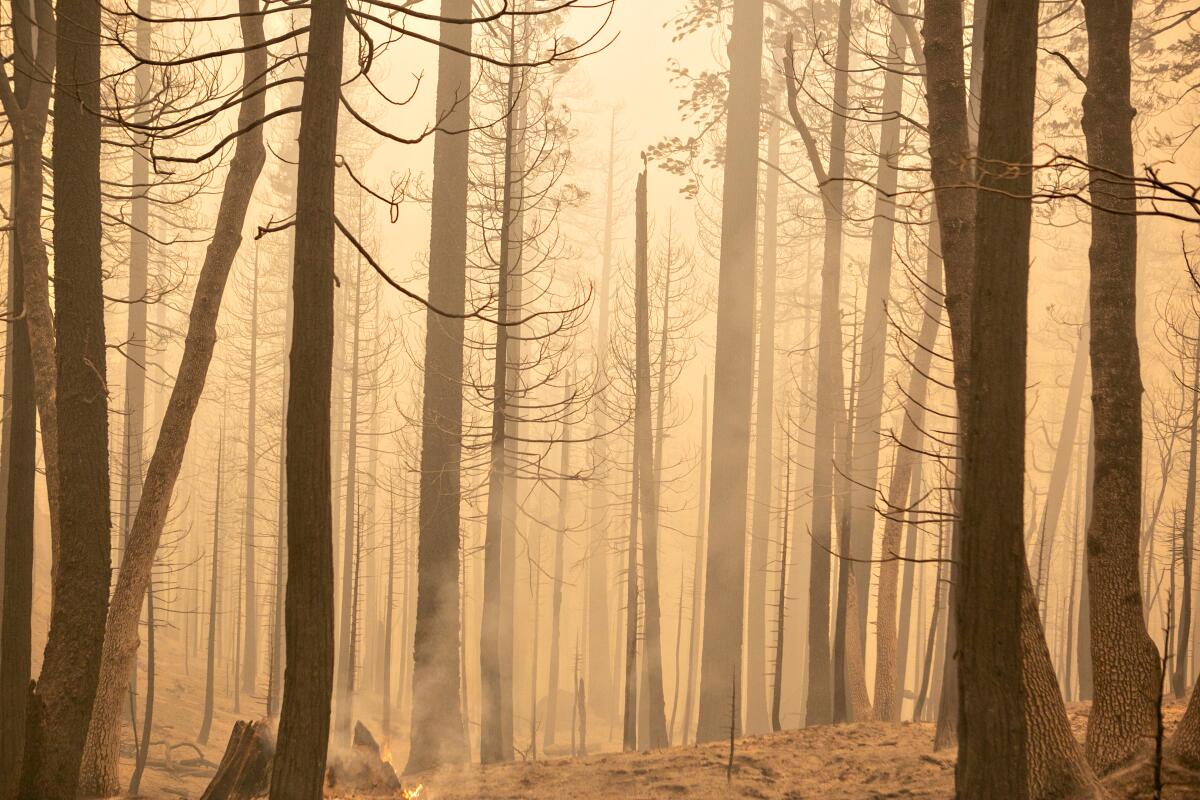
[956,0,1036,785]
[745,114,780,736]
[79,5,267,789]
[270,1,346,795]
[694,0,763,744]
[405,0,472,773]
[20,0,112,791]
[1080,0,1161,776]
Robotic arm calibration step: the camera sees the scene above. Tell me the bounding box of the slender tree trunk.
[695,0,763,744]
[406,0,472,772]
[120,0,153,753]
[1078,427,1095,700]
[382,490,396,740]
[682,375,708,745]
[199,441,224,746]
[622,447,640,752]
[128,582,154,796]
[634,167,670,748]
[480,23,524,764]
[268,226,295,719]
[586,112,617,723]
[20,0,111,790]
[846,0,908,650]
[880,227,942,721]
[79,5,267,789]
[242,250,260,698]
[1080,0,1161,775]
[1033,321,1089,613]
[544,387,571,750]
[528,530,541,759]
[771,447,791,733]
[746,114,780,736]
[1175,337,1196,701]
[270,1,345,794]
[913,515,945,723]
[783,0,852,726]
[0,1,44,789]
[335,256,365,744]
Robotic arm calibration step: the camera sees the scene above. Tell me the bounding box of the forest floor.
[29,599,1189,799]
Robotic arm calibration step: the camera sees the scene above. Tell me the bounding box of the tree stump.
[325,721,402,796]
[199,720,273,800]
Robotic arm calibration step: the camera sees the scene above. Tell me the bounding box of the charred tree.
[270,0,346,795]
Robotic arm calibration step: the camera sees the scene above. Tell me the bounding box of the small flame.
[403,784,424,800]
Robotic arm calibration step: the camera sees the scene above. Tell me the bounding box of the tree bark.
[1080,0,1161,776]
[20,0,112,791]
[79,5,267,789]
[694,0,762,744]
[0,1,49,791]
[405,0,472,773]
[270,1,346,795]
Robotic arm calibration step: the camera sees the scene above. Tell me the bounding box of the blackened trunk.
[270,1,346,795]
[22,0,111,791]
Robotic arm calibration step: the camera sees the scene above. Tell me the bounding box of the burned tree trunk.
[270,0,346,795]
[21,0,112,791]
[242,252,260,699]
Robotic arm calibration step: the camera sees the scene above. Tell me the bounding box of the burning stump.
[200,720,274,799]
[325,722,403,797]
